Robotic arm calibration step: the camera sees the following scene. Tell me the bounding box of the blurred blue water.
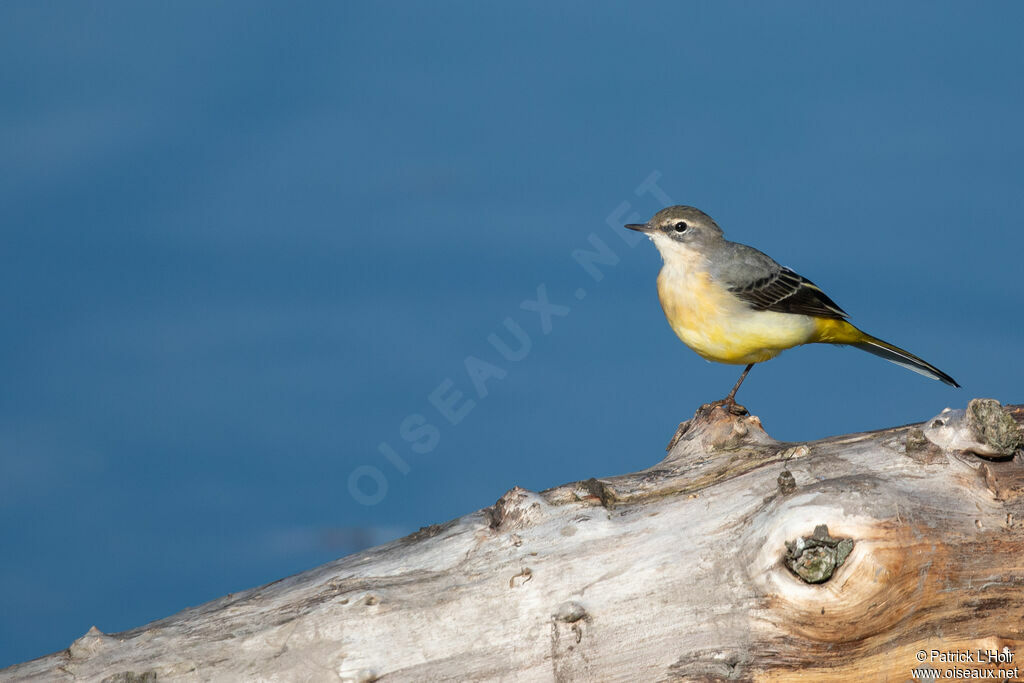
[2,1,1022,667]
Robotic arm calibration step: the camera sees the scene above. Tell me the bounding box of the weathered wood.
[4,399,1023,682]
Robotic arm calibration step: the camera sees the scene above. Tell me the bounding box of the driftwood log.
[4,399,1023,682]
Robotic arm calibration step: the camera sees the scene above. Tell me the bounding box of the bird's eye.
[673,221,688,233]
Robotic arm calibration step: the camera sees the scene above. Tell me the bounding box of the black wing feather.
[729,267,848,320]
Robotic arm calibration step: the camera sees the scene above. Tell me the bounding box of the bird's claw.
[701,398,749,416]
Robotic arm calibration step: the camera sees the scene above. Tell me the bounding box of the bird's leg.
[701,363,754,415]
[724,363,754,406]
[697,363,755,418]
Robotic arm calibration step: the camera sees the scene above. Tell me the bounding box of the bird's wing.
[716,244,848,320]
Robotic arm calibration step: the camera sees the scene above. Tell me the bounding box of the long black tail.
[852,336,959,387]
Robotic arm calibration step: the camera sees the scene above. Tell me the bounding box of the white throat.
[650,233,709,272]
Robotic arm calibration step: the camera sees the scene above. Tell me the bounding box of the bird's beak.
[624,223,654,233]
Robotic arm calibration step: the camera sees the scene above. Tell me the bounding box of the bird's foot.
[700,397,748,417]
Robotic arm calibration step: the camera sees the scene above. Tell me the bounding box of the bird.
[625,205,958,408]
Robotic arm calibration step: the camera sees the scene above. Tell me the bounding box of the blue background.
[2,1,1022,667]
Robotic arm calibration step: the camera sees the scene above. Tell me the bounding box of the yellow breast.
[656,263,818,365]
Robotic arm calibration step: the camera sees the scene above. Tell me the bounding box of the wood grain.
[3,400,1022,682]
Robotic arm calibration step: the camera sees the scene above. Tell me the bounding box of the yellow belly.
[657,267,818,365]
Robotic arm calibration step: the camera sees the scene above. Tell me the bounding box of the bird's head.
[625,205,724,261]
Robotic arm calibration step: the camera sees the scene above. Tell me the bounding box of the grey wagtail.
[625,205,959,406]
